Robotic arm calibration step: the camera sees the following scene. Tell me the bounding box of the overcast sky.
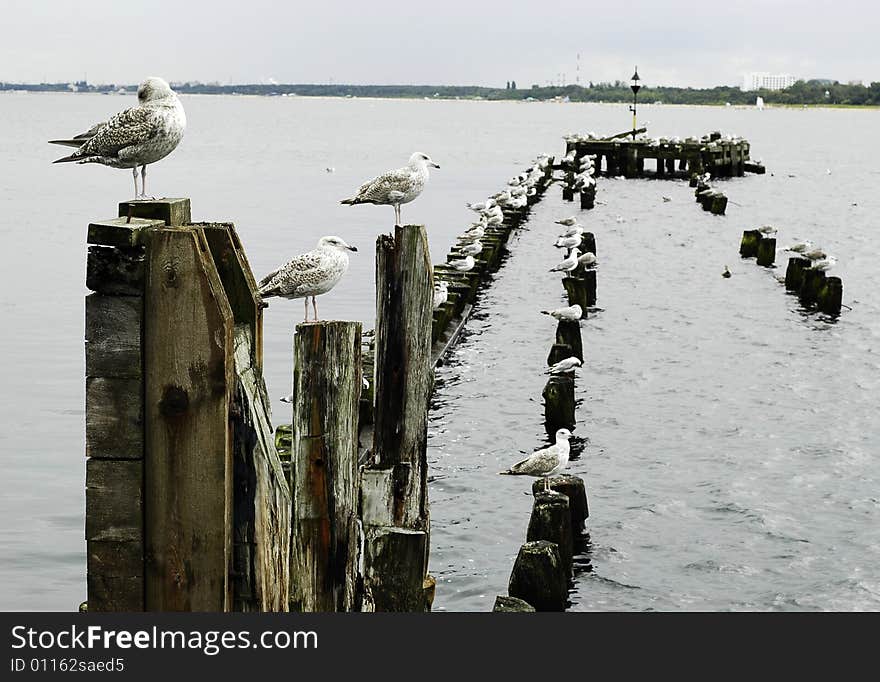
[1,0,874,87]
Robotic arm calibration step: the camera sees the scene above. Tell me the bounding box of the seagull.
[758,225,777,236]
[458,240,483,256]
[433,281,449,309]
[547,357,582,374]
[804,247,828,261]
[662,196,672,202]
[341,152,439,225]
[258,236,357,322]
[448,255,475,272]
[783,239,813,254]
[550,249,579,273]
[577,251,597,267]
[540,304,582,321]
[554,235,581,249]
[722,265,731,278]
[50,76,186,198]
[280,394,293,403]
[325,167,335,173]
[555,216,578,227]
[810,256,837,271]
[467,199,496,212]
[559,225,583,238]
[499,428,572,490]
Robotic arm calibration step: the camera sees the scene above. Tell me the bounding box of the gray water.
[1,93,877,611]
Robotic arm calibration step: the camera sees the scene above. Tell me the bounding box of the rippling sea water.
[1,93,877,610]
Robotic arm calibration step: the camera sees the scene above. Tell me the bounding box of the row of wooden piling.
[494,220,596,612]
[431,158,555,362]
[740,229,843,316]
[691,174,728,215]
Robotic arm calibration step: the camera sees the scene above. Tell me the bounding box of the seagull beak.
[348,245,358,252]
[430,162,440,169]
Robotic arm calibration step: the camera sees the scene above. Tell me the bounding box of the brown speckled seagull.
[49,77,186,199]
[258,236,357,322]
[341,152,439,225]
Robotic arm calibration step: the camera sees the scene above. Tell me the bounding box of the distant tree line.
[2,79,879,106]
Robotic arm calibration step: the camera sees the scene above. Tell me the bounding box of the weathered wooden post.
[756,237,776,267]
[507,540,567,611]
[799,268,826,308]
[361,224,434,611]
[527,491,573,578]
[555,320,583,362]
[493,595,536,612]
[710,193,728,215]
[740,230,761,258]
[562,276,590,312]
[817,277,843,315]
[542,375,575,436]
[785,256,811,291]
[290,321,362,612]
[532,475,588,532]
[84,200,290,613]
[547,342,573,367]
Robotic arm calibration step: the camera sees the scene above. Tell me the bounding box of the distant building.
[741,72,797,91]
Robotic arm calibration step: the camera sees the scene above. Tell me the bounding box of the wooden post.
[507,540,567,612]
[532,475,589,531]
[527,491,573,578]
[543,375,575,436]
[740,230,761,258]
[143,226,234,611]
[363,224,434,611]
[756,238,776,267]
[555,320,583,362]
[562,276,589,312]
[785,257,811,291]
[547,342,573,367]
[290,321,361,612]
[493,595,535,612]
[579,232,597,257]
[817,277,843,316]
[799,268,826,307]
[710,194,728,215]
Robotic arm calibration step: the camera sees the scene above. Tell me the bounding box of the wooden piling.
[532,475,588,532]
[799,268,827,307]
[507,540,567,612]
[555,320,583,362]
[740,230,762,258]
[527,491,573,578]
[290,321,362,612]
[493,595,536,612]
[363,224,434,611]
[785,257,811,291]
[756,237,776,267]
[542,375,575,436]
[817,277,843,316]
[562,276,590,312]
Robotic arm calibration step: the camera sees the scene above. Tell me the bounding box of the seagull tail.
[51,152,82,164]
[539,310,551,316]
[48,139,87,149]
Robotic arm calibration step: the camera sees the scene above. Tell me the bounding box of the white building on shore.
[742,72,797,91]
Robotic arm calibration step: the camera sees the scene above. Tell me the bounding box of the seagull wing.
[505,445,559,475]
[59,106,161,161]
[258,250,326,297]
[48,121,107,148]
[353,167,413,204]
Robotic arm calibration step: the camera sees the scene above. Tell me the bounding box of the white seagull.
[448,255,475,272]
[50,76,186,198]
[540,304,583,321]
[458,240,484,256]
[555,216,579,227]
[577,251,597,267]
[341,152,439,225]
[547,357,582,374]
[783,239,813,254]
[258,236,357,322]
[433,281,449,309]
[499,428,572,490]
[550,249,580,273]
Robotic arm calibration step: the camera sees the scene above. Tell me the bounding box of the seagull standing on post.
[49,77,186,199]
[341,152,439,226]
[499,428,572,491]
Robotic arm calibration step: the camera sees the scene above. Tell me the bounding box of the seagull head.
[319,235,358,252]
[138,77,175,103]
[555,428,573,441]
[410,152,440,169]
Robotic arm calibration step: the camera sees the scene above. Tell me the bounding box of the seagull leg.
[141,165,147,199]
[303,298,309,322]
[132,168,139,199]
[312,296,318,321]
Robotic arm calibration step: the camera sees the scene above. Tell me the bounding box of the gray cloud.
[1,0,874,87]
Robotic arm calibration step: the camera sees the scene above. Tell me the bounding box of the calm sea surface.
[1,93,878,611]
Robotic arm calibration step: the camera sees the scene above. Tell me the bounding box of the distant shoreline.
[2,80,879,107]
